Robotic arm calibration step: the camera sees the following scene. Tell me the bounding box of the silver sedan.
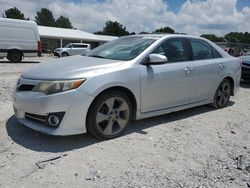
[13,34,241,139]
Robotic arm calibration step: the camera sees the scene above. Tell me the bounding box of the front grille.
[25,113,47,123]
[17,84,35,91]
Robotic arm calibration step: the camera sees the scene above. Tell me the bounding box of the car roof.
[70,43,90,45]
[126,33,205,41]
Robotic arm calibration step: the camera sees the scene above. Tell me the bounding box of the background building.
[38,26,118,52]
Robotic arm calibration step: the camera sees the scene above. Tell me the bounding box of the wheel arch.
[86,86,138,123]
[62,51,69,56]
[223,76,234,96]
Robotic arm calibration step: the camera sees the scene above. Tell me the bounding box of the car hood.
[22,55,124,80]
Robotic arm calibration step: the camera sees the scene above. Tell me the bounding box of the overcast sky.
[0,0,250,36]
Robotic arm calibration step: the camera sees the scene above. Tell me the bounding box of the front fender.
[78,67,141,112]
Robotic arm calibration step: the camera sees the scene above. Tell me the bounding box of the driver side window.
[153,38,189,63]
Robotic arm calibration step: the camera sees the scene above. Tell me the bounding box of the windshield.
[85,36,158,61]
[64,44,71,48]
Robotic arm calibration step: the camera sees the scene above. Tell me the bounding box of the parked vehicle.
[13,34,241,139]
[239,53,250,80]
[0,18,41,62]
[53,43,91,57]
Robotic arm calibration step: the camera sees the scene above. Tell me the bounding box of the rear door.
[73,44,88,55]
[188,39,224,102]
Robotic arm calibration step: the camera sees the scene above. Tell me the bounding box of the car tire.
[212,79,231,109]
[62,52,68,57]
[8,51,22,63]
[86,90,133,139]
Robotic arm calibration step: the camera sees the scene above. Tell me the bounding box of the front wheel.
[86,90,133,139]
[212,79,231,109]
[62,52,68,57]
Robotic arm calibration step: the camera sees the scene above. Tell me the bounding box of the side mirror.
[145,54,168,65]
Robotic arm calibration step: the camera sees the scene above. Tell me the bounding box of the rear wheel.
[212,79,231,109]
[8,51,22,63]
[86,90,132,139]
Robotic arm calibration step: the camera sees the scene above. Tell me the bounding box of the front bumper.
[53,52,61,57]
[12,88,94,135]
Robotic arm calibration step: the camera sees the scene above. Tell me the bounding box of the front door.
[140,38,194,113]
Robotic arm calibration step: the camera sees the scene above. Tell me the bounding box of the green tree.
[35,8,56,26]
[224,32,250,44]
[154,26,175,34]
[200,34,225,42]
[3,7,29,20]
[95,21,130,36]
[56,16,73,28]
[138,31,149,34]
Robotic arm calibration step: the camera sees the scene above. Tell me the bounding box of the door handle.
[184,66,193,74]
[219,63,225,69]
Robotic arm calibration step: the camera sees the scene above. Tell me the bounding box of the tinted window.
[190,40,213,60]
[153,38,189,63]
[212,47,222,58]
[72,44,88,48]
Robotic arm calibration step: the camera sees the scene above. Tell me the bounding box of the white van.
[0,18,41,62]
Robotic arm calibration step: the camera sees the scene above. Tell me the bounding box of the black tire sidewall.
[62,52,68,57]
[87,90,133,139]
[9,51,22,63]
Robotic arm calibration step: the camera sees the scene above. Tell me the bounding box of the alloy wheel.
[216,81,231,107]
[96,97,130,136]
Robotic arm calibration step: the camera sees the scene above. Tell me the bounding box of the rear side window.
[190,40,213,60]
[72,45,88,48]
[153,38,189,63]
[212,47,222,58]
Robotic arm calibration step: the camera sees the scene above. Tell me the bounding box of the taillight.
[38,41,42,52]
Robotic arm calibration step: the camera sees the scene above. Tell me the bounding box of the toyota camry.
[13,34,241,139]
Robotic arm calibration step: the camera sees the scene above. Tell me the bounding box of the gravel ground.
[0,57,250,188]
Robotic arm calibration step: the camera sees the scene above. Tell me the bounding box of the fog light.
[48,115,60,127]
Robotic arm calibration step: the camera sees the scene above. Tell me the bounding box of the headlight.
[32,79,86,95]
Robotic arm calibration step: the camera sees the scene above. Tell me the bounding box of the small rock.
[247,182,250,188]
[85,177,92,181]
[96,171,101,179]
[75,173,79,177]
[235,155,243,170]
[231,130,236,134]
[246,166,250,173]
[85,169,102,180]
[229,177,235,181]
[174,127,181,132]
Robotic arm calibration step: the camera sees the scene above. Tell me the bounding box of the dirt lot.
[0,57,250,188]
